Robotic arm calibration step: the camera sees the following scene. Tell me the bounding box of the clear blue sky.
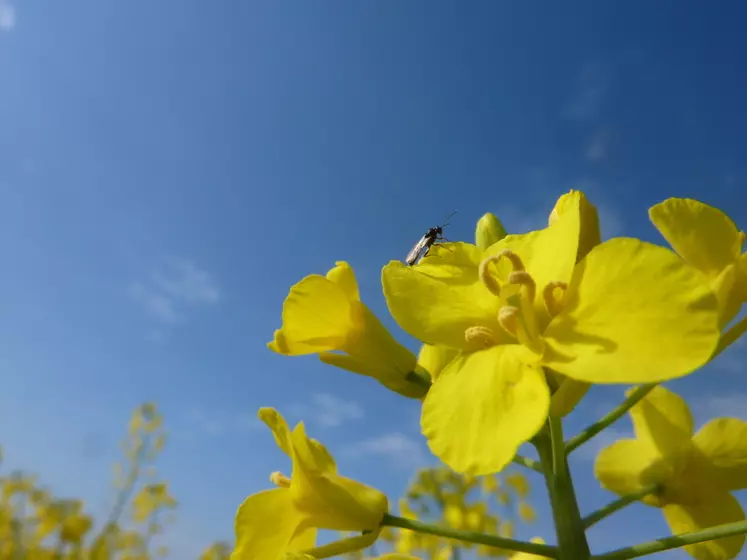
[0,1,745,558]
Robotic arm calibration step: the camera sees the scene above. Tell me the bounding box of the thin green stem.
[381,513,559,558]
[512,454,543,473]
[565,384,657,455]
[591,520,747,560]
[535,417,591,560]
[582,485,658,529]
[713,313,747,359]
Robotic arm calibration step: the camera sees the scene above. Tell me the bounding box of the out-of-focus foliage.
[343,465,537,560]
[0,403,227,560]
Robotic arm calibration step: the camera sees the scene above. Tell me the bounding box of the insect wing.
[405,235,429,266]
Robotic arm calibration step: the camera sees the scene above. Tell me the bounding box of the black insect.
[405,210,458,266]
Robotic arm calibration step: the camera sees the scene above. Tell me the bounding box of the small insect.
[405,210,458,266]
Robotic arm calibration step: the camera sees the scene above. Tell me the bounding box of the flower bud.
[475,212,507,250]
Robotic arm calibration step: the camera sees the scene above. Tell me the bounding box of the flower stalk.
[591,520,747,560]
[582,485,659,529]
[565,384,657,454]
[380,513,559,557]
[713,313,747,359]
[535,416,591,560]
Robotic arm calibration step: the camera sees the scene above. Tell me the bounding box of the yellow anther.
[479,250,527,297]
[498,306,520,339]
[478,258,503,297]
[495,249,526,271]
[270,471,291,488]
[507,271,536,304]
[543,281,568,317]
[465,326,499,348]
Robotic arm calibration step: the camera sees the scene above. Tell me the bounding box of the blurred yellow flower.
[595,385,747,560]
[650,198,746,327]
[233,408,388,560]
[269,261,427,398]
[383,191,720,475]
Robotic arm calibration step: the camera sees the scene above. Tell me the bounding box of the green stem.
[512,454,543,473]
[381,513,559,558]
[535,417,590,560]
[565,384,657,455]
[713,314,747,359]
[582,485,658,529]
[591,520,747,560]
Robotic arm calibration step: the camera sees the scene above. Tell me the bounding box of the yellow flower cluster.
[246,192,747,560]
[0,403,228,560]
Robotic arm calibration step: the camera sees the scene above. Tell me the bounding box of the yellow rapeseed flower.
[383,191,720,475]
[416,343,458,382]
[269,261,427,398]
[595,386,747,560]
[232,408,388,560]
[649,198,746,327]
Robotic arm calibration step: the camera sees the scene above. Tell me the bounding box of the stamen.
[270,471,291,488]
[465,326,499,348]
[498,307,519,339]
[543,281,568,317]
[507,271,536,305]
[495,250,526,271]
[478,258,503,297]
[478,250,526,297]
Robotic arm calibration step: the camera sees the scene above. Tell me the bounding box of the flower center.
[472,250,568,355]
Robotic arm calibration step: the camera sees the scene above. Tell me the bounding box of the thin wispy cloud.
[342,432,428,470]
[130,258,219,335]
[693,393,747,422]
[288,393,364,428]
[563,62,609,121]
[585,130,608,161]
[0,0,15,31]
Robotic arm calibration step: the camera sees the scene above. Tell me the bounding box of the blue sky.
[1,1,746,558]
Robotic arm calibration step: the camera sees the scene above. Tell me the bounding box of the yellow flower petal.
[290,422,387,531]
[629,385,694,457]
[417,343,458,382]
[693,418,747,492]
[320,302,422,398]
[291,422,337,476]
[662,493,745,560]
[487,200,580,325]
[270,276,354,355]
[738,253,747,299]
[594,439,663,497]
[543,238,720,383]
[382,249,505,349]
[712,264,741,327]
[287,525,316,553]
[649,198,743,278]
[233,489,300,560]
[326,261,360,302]
[546,371,590,417]
[259,407,294,457]
[549,190,601,261]
[421,346,550,475]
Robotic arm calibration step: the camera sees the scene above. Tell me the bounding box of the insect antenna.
[440,209,458,228]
